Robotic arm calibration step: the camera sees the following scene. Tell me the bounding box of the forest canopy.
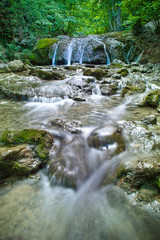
[0,0,160,61]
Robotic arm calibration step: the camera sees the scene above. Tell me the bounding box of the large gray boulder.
[8,60,24,72]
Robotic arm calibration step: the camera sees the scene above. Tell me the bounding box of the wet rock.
[0,129,53,180]
[67,76,89,88]
[34,69,65,80]
[116,154,160,200]
[104,38,125,62]
[0,64,11,73]
[50,118,82,133]
[110,59,127,68]
[0,73,40,101]
[100,84,118,96]
[73,96,86,102]
[30,38,58,65]
[112,74,121,79]
[8,60,24,72]
[116,68,129,77]
[131,62,140,66]
[87,125,126,155]
[140,90,160,108]
[83,68,109,80]
[49,135,90,188]
[142,115,157,125]
[121,84,145,97]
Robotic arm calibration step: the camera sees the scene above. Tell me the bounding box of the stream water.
[0,65,160,240]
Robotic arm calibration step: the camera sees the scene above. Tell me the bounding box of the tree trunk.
[116,5,121,31]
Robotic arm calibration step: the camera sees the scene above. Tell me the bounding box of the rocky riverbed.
[0,59,160,239]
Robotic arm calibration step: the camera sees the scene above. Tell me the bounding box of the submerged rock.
[0,129,53,180]
[50,118,81,133]
[49,134,91,188]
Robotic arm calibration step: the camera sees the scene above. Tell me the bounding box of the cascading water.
[52,44,58,66]
[0,62,160,240]
[52,37,110,66]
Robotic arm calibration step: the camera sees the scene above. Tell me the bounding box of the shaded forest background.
[0,0,160,61]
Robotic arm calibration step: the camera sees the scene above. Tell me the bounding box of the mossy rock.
[34,68,65,80]
[0,129,53,180]
[141,90,160,108]
[30,38,58,65]
[117,68,129,77]
[83,68,109,80]
[121,84,145,97]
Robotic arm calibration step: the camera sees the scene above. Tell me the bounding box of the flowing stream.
[0,65,160,240]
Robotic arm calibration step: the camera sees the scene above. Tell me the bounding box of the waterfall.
[52,37,111,66]
[94,38,111,65]
[136,50,144,63]
[67,40,75,66]
[103,43,111,65]
[52,44,58,66]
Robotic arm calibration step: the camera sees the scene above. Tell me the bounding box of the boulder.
[100,84,118,96]
[116,68,129,77]
[121,84,146,97]
[116,154,160,202]
[140,90,160,108]
[50,118,82,133]
[34,68,65,80]
[142,115,157,125]
[30,38,58,65]
[0,64,11,73]
[83,68,109,80]
[87,126,126,155]
[0,129,53,180]
[0,73,40,101]
[8,60,24,72]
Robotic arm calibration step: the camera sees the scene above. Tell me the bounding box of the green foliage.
[0,0,160,62]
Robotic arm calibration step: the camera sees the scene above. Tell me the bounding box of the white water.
[52,44,58,66]
[67,40,75,66]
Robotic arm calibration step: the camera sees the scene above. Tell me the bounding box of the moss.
[154,176,160,190]
[142,90,160,108]
[83,68,109,80]
[0,129,53,161]
[30,38,58,65]
[117,68,129,77]
[121,84,145,97]
[110,63,124,69]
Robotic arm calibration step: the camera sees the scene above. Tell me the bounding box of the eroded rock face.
[0,129,53,180]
